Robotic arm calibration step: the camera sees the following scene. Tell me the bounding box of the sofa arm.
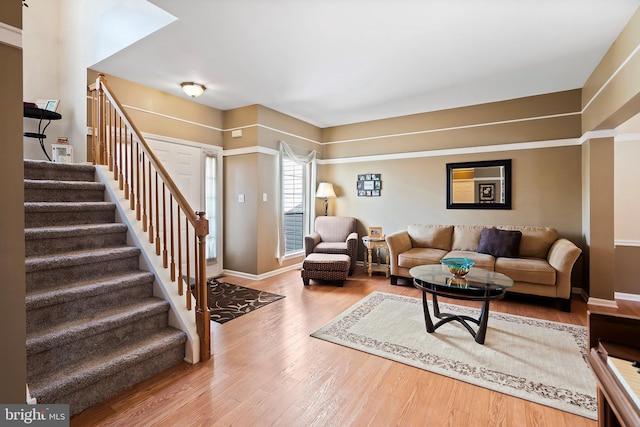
[304,232,321,256]
[547,238,582,299]
[386,230,412,276]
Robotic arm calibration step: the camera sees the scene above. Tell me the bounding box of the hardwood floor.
[70,268,618,426]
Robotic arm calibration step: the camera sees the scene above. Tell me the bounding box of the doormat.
[204,278,285,324]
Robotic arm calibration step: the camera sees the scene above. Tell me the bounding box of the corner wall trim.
[0,22,22,49]
[580,129,617,143]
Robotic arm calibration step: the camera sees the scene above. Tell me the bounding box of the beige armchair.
[304,216,358,275]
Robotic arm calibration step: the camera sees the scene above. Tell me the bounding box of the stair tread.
[27,298,170,353]
[28,328,186,397]
[26,270,154,310]
[25,223,127,238]
[26,246,141,271]
[24,179,105,188]
[25,201,115,211]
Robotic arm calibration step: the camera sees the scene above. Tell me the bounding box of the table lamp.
[316,182,337,216]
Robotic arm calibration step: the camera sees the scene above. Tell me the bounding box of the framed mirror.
[446,159,512,209]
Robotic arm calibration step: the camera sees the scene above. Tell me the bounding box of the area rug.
[205,279,285,324]
[311,291,597,419]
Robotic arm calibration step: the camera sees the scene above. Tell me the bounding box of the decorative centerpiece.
[440,257,475,277]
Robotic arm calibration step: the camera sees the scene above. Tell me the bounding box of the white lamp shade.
[181,82,206,97]
[316,182,337,199]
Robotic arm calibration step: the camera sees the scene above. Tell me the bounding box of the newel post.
[95,74,108,166]
[195,211,211,361]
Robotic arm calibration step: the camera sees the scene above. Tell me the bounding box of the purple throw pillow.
[477,228,522,258]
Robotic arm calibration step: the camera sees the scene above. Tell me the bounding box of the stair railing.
[89,74,211,362]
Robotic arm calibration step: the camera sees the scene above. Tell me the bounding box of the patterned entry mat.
[204,278,285,324]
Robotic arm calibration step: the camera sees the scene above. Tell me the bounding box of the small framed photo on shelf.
[44,99,59,112]
[368,226,384,239]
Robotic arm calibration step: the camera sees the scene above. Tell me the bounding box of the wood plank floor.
[71,268,637,426]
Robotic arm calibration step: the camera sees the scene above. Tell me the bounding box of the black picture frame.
[357,173,382,197]
[479,183,495,201]
[446,159,511,209]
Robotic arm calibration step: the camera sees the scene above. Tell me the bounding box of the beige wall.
[322,90,581,158]
[0,2,27,404]
[318,91,584,277]
[580,7,640,300]
[87,70,224,153]
[223,105,321,275]
[583,8,640,132]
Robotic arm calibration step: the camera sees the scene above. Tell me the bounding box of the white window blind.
[282,157,305,254]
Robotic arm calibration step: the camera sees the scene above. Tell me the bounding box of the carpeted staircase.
[24,159,187,416]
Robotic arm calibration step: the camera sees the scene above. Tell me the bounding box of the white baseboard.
[223,262,302,281]
[587,297,619,308]
[615,292,640,302]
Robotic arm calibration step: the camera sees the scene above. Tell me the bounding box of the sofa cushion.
[398,247,449,269]
[477,228,522,258]
[451,225,484,251]
[495,257,556,286]
[498,226,558,259]
[445,250,495,271]
[407,225,453,251]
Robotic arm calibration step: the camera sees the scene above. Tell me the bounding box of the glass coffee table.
[410,264,513,344]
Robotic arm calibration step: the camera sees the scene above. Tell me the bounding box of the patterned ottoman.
[301,253,351,287]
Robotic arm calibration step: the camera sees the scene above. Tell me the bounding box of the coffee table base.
[421,292,492,344]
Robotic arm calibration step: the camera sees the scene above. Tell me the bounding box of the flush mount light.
[180,82,206,97]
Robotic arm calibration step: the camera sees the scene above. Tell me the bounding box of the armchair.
[304,216,358,275]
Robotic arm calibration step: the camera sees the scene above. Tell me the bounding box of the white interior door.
[147,137,223,278]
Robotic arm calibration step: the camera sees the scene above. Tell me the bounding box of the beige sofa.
[386,225,582,311]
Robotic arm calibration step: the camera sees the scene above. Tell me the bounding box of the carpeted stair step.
[26,270,155,334]
[25,201,116,228]
[24,179,106,202]
[25,246,141,292]
[25,223,128,256]
[24,159,96,182]
[26,298,173,378]
[28,327,186,416]
[23,159,188,415]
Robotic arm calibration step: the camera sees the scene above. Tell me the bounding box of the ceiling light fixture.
[180,82,206,98]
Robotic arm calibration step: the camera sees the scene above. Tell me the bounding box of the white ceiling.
[91,0,640,128]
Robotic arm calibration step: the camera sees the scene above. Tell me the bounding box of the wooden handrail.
[89,74,211,361]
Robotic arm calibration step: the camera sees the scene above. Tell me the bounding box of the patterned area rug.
[311,291,597,419]
[206,279,285,324]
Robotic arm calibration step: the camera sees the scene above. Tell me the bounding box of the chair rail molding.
[0,22,21,49]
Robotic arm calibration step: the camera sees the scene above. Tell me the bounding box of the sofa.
[386,224,582,311]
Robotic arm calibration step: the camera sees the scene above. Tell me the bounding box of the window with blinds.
[282,157,305,254]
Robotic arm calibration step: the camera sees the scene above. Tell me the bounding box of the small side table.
[362,236,389,277]
[24,103,62,161]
